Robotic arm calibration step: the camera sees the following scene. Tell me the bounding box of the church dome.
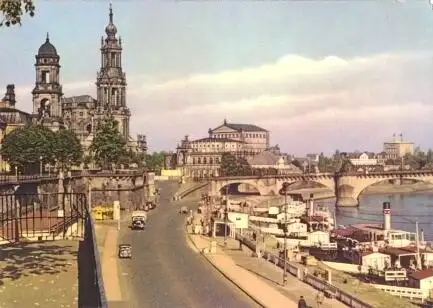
[38,34,58,56]
[105,22,117,36]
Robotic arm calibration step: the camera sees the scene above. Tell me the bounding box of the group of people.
[298,292,325,308]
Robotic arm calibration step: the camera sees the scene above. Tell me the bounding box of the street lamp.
[39,156,43,177]
[14,165,18,178]
[224,184,229,247]
[282,182,289,285]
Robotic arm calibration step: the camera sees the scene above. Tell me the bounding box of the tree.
[53,128,83,170]
[145,152,166,172]
[89,118,127,169]
[0,0,35,27]
[1,124,56,172]
[291,159,304,171]
[318,153,334,172]
[219,153,252,176]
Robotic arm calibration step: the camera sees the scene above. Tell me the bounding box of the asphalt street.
[116,181,260,308]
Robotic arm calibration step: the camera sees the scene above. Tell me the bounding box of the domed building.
[28,4,145,153]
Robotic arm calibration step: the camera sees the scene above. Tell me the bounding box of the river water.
[320,192,433,240]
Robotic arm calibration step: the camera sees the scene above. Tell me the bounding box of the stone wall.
[0,171,151,212]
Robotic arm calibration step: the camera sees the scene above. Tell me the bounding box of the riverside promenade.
[186,226,300,308]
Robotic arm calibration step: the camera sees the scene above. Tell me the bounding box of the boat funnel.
[383,202,391,231]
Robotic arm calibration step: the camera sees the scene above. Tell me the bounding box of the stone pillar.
[336,197,358,207]
[210,180,221,197]
[335,178,359,207]
[57,171,64,211]
[113,200,120,221]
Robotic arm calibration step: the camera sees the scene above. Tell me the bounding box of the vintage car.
[132,218,145,230]
[131,211,147,230]
[146,201,156,210]
[118,244,132,259]
[179,206,189,214]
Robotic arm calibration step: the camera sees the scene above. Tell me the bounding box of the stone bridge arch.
[336,173,433,207]
[274,176,336,196]
[210,179,265,196]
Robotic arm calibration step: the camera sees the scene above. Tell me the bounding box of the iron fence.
[0,191,107,307]
[0,192,87,243]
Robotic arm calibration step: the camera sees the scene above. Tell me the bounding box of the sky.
[1,1,433,155]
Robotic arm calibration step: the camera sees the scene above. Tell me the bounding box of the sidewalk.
[216,237,347,308]
[94,221,123,307]
[186,228,298,308]
[0,240,79,308]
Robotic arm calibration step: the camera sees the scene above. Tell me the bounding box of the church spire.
[105,2,117,37]
[109,2,113,24]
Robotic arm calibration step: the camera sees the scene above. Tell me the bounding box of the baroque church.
[4,4,147,154]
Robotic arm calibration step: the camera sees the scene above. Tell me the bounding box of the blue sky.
[1,1,433,154]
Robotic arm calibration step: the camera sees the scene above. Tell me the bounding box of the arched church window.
[203,157,207,164]
[41,71,50,83]
[209,158,213,164]
[197,158,201,164]
[193,158,196,164]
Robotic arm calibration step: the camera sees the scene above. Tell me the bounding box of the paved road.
[116,181,260,308]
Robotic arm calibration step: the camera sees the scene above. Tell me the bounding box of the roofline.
[210,123,268,132]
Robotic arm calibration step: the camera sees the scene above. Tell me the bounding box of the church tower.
[95,4,130,140]
[32,33,63,131]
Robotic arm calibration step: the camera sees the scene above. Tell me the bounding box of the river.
[320,192,433,240]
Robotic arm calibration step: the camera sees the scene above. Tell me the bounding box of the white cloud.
[10,51,433,154]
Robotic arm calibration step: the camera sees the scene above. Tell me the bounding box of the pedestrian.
[298,295,307,308]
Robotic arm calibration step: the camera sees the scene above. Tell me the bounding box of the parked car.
[179,206,189,214]
[118,244,132,259]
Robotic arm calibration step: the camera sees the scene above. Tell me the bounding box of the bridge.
[209,170,433,207]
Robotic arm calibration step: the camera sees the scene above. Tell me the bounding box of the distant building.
[246,151,302,175]
[348,152,377,166]
[207,119,269,154]
[171,120,273,178]
[383,134,414,160]
[306,153,319,163]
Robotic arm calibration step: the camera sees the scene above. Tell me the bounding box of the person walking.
[298,295,307,308]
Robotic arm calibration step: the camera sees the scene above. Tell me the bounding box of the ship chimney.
[308,194,314,217]
[383,202,391,231]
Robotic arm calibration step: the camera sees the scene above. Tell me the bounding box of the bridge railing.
[209,169,433,180]
[235,233,373,308]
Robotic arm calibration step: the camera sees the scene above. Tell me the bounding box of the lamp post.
[224,184,229,247]
[282,182,289,285]
[14,165,18,178]
[39,156,43,177]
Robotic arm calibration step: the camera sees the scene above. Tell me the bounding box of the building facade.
[383,134,414,160]
[21,4,145,155]
[170,121,270,178]
[207,119,269,154]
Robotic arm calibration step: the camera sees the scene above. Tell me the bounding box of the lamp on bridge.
[14,165,17,178]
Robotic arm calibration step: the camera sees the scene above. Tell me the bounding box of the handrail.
[236,233,373,308]
[210,169,433,180]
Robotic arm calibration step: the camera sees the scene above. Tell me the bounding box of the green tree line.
[0,118,146,173]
